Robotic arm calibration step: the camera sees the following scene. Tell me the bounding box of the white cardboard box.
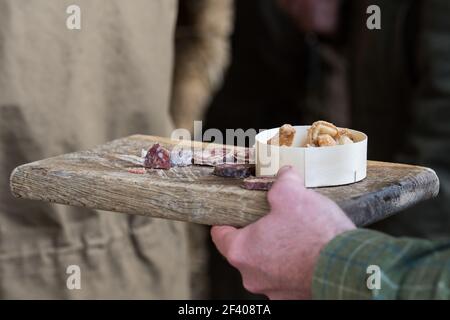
[255,126,368,188]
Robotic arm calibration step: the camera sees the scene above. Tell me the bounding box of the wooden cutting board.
[9,135,440,227]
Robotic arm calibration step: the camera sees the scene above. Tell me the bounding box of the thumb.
[275,165,304,185]
[267,166,307,212]
[211,225,238,257]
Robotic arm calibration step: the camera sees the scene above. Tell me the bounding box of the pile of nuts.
[267,121,354,148]
[305,121,354,147]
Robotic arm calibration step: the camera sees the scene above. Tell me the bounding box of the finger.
[267,166,307,212]
[273,165,305,191]
[276,165,293,178]
[210,225,238,257]
[276,165,303,182]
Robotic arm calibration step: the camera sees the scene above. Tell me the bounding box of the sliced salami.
[234,147,255,164]
[194,147,255,166]
[241,176,276,191]
[213,164,255,179]
[193,147,235,166]
[144,143,171,169]
[170,147,193,167]
[141,143,255,168]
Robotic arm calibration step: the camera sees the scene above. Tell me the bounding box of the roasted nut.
[317,134,337,147]
[338,135,354,145]
[306,121,339,146]
[336,129,354,145]
[268,124,296,146]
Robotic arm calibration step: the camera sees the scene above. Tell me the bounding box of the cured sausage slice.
[144,143,171,169]
[194,147,255,166]
[142,144,255,169]
[193,147,235,166]
[241,176,276,191]
[234,147,255,164]
[213,164,255,178]
[170,148,193,167]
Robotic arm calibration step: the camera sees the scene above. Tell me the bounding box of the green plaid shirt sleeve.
[312,229,450,299]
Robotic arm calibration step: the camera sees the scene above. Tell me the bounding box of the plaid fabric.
[312,229,450,299]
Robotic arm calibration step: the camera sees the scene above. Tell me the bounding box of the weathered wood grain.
[10,135,440,227]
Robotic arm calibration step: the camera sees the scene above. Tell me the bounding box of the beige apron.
[0,0,192,299]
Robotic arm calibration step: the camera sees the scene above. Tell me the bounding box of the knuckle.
[226,241,244,268]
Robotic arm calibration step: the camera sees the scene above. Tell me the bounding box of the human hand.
[277,0,341,36]
[211,166,355,299]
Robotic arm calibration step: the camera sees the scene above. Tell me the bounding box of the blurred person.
[205,0,313,134]
[212,167,450,300]
[277,0,450,239]
[209,0,449,239]
[206,0,449,298]
[0,0,232,298]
